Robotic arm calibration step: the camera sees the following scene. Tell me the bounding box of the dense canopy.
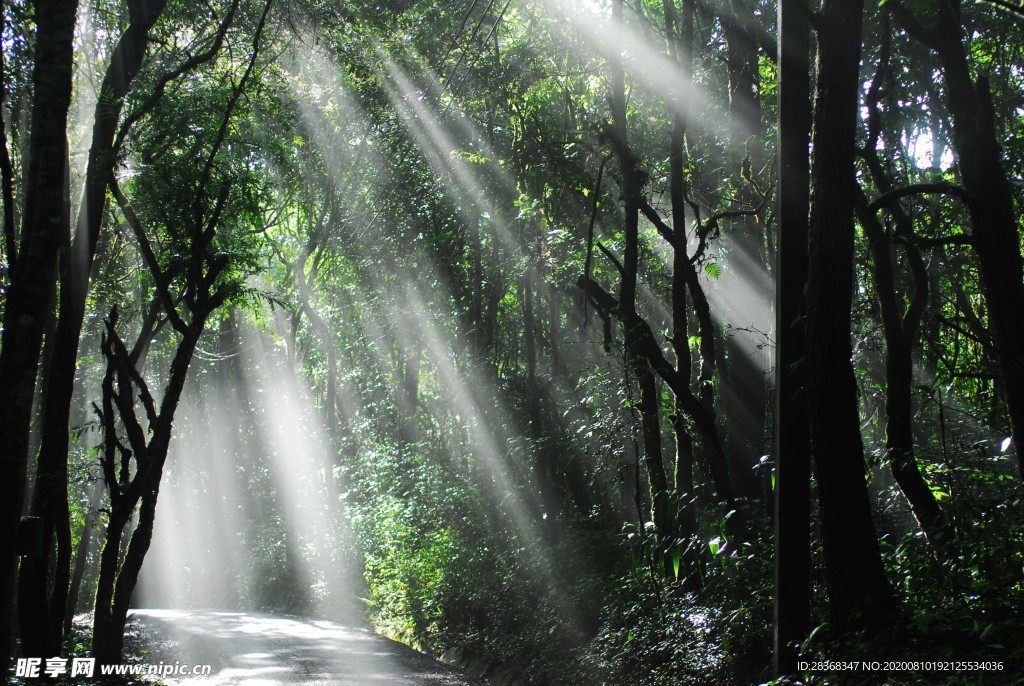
[1,0,1022,683]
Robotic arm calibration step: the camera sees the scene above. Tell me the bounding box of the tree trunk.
[91,507,131,665]
[664,0,700,582]
[806,0,893,628]
[19,0,170,658]
[0,1,78,674]
[856,198,955,554]
[773,0,812,671]
[0,14,16,275]
[98,481,160,666]
[856,14,957,555]
[93,329,200,665]
[610,0,674,544]
[64,480,104,634]
[927,8,1024,476]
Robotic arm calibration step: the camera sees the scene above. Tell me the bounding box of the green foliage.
[588,527,774,686]
[17,0,1022,682]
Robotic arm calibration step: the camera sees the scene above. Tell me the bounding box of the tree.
[805,0,893,627]
[852,17,955,555]
[91,0,273,662]
[895,0,1024,477]
[773,0,811,673]
[17,0,179,658]
[0,1,79,676]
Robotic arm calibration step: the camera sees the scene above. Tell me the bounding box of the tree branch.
[891,4,942,51]
[978,0,1024,20]
[109,177,188,333]
[911,233,972,248]
[868,182,970,212]
[192,0,273,236]
[597,241,625,277]
[637,197,678,249]
[113,0,240,155]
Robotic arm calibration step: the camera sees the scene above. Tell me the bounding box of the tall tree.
[773,0,811,673]
[605,0,675,543]
[806,0,893,627]
[0,1,79,677]
[17,0,180,658]
[854,24,955,553]
[91,0,273,662]
[896,0,1024,476]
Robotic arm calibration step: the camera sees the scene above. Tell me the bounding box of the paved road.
[129,609,483,685]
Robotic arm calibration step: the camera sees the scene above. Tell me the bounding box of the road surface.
[129,609,484,685]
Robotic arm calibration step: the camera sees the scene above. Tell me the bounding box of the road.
[129,609,484,685]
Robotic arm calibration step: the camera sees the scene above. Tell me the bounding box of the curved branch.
[978,0,1024,20]
[868,182,970,212]
[113,0,240,155]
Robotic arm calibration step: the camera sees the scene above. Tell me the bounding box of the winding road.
[129,610,483,685]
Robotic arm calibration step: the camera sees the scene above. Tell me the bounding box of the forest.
[0,0,1022,683]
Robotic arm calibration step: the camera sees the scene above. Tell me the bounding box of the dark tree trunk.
[883,336,953,546]
[806,0,893,628]
[664,0,700,582]
[856,13,955,556]
[19,0,170,658]
[924,7,1024,476]
[609,0,675,545]
[579,275,740,522]
[856,197,955,553]
[100,480,160,665]
[91,507,131,666]
[773,0,812,671]
[93,329,201,665]
[0,13,16,275]
[0,1,78,674]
